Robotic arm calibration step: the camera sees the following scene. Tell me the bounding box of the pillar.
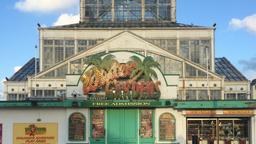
[80,0,86,23]
[170,0,176,23]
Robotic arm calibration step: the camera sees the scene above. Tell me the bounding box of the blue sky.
[1,0,256,96]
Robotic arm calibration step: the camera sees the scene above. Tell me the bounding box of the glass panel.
[18,94,28,101]
[31,90,43,97]
[164,58,182,75]
[180,40,189,59]
[201,120,217,141]
[159,0,171,20]
[149,39,177,54]
[43,40,53,45]
[198,90,208,100]
[140,110,153,138]
[148,52,165,73]
[190,40,200,64]
[8,94,18,101]
[78,40,87,46]
[71,59,84,74]
[44,90,55,97]
[159,113,175,141]
[237,93,247,100]
[219,120,234,140]
[185,64,197,77]
[92,110,105,139]
[69,113,85,141]
[65,47,75,58]
[43,47,54,67]
[114,0,142,21]
[56,65,68,78]
[226,93,236,100]
[210,90,221,100]
[187,120,201,141]
[42,71,55,78]
[54,40,64,45]
[65,40,75,46]
[179,39,211,68]
[145,0,157,20]
[55,47,64,63]
[234,119,249,140]
[186,90,197,100]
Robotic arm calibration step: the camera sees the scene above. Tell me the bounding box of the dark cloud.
[239,56,256,71]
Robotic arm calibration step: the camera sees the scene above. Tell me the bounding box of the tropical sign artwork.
[80,54,161,100]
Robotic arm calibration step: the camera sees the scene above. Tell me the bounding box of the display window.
[91,110,105,139]
[68,112,86,141]
[140,109,153,138]
[187,118,250,144]
[159,113,176,141]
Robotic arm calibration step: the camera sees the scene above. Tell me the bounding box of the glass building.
[2,0,256,144]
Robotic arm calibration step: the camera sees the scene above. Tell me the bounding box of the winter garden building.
[2,0,256,144]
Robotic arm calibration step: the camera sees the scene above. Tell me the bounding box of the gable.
[35,31,222,80]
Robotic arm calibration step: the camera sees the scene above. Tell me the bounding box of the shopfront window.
[159,113,175,141]
[140,110,153,138]
[92,110,105,139]
[69,113,86,141]
[219,119,249,143]
[187,118,250,144]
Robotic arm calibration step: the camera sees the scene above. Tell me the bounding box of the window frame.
[159,112,176,141]
[68,112,86,142]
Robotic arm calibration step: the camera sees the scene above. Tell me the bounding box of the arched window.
[69,112,86,141]
[159,113,175,141]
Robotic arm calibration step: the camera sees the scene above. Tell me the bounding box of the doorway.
[107,109,138,144]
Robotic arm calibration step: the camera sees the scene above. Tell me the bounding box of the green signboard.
[86,101,164,108]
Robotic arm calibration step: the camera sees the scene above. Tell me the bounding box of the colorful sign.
[185,110,216,115]
[13,123,58,144]
[80,54,161,100]
[223,110,254,115]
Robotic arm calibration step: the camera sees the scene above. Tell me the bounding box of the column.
[251,116,256,144]
[80,0,86,22]
[170,0,176,22]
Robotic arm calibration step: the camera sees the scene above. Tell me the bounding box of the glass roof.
[215,57,247,81]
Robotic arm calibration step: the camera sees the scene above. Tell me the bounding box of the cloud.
[53,13,79,26]
[14,66,22,72]
[239,56,256,80]
[15,0,78,13]
[229,14,256,33]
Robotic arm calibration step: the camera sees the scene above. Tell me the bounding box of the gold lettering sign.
[186,110,216,115]
[13,123,58,144]
[223,110,254,115]
[92,102,152,107]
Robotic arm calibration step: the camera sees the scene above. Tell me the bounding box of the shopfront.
[185,110,252,144]
[187,118,250,144]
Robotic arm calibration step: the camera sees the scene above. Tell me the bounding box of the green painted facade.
[1,99,256,109]
[107,109,138,144]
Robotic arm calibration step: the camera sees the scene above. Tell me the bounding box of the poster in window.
[159,113,175,141]
[140,110,153,138]
[92,110,105,139]
[69,113,85,141]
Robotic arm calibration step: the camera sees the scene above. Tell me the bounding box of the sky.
[0,0,256,98]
